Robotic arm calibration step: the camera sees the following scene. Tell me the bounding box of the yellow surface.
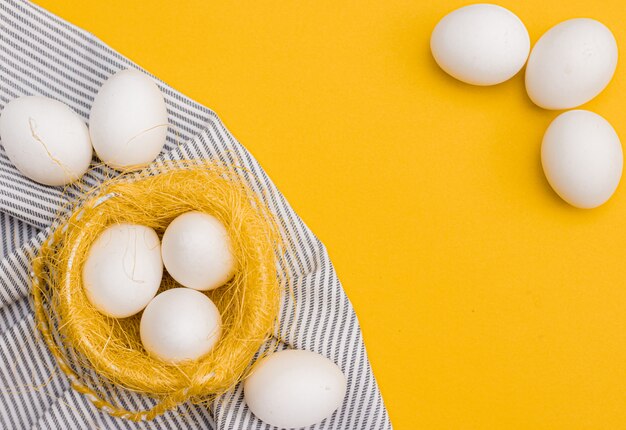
[32,1,626,428]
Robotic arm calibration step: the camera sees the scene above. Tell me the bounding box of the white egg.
[89,69,168,170]
[244,349,347,429]
[430,4,530,86]
[526,18,617,110]
[161,211,235,291]
[0,96,92,186]
[82,223,163,318]
[542,110,622,208]
[140,288,221,363]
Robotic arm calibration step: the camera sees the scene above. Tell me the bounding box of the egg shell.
[89,69,168,170]
[82,223,163,318]
[0,96,92,186]
[526,18,618,110]
[161,211,235,291]
[244,349,347,429]
[430,4,530,86]
[140,288,222,363]
[542,110,623,208]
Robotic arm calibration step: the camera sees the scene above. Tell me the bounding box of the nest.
[31,160,282,421]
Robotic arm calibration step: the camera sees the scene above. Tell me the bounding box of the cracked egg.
[0,95,92,186]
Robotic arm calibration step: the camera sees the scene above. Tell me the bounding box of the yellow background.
[33,1,626,428]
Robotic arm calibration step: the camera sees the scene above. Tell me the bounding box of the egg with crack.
[82,223,164,318]
[0,96,92,186]
[89,69,168,170]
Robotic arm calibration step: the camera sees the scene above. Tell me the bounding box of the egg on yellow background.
[35,0,626,428]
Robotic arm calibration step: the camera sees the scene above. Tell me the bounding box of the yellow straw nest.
[31,160,282,421]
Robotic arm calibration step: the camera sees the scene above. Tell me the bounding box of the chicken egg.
[244,349,347,429]
[140,288,222,363]
[82,223,163,318]
[161,211,235,291]
[542,110,622,208]
[526,18,617,110]
[89,69,168,170]
[430,4,530,85]
[0,96,92,186]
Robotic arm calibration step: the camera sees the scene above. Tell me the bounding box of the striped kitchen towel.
[0,0,391,428]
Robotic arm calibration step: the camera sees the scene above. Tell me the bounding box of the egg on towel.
[431,4,530,85]
[89,69,168,170]
[82,223,163,318]
[542,110,622,208]
[0,96,92,186]
[244,349,347,429]
[526,18,617,110]
[140,288,222,363]
[161,211,236,291]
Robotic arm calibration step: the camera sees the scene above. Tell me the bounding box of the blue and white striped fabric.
[0,1,391,428]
